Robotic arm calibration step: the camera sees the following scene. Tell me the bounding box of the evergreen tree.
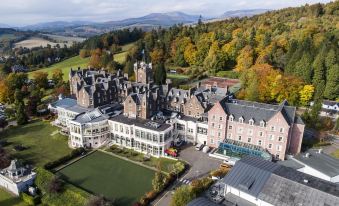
[294,53,313,83]
[312,49,326,88]
[14,89,28,125]
[324,64,339,99]
[154,62,167,85]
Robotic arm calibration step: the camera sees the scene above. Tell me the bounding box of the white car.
[202,145,210,153]
[195,143,204,151]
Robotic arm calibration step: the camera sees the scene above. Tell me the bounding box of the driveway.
[152,144,223,206]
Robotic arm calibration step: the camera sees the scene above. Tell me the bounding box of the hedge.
[35,167,90,206]
[44,147,86,170]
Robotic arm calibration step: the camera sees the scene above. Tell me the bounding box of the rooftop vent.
[305,153,310,158]
[303,179,309,184]
[317,149,322,154]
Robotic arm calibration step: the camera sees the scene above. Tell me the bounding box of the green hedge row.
[44,147,86,170]
[21,192,40,205]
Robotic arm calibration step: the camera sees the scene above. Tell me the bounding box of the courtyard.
[57,151,155,206]
[0,120,72,167]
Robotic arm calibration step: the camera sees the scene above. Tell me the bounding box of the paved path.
[53,149,96,172]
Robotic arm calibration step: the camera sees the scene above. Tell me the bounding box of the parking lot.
[153,144,223,206]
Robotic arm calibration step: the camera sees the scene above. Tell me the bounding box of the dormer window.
[260,120,265,127]
[229,115,234,122]
[249,119,254,126]
[239,117,244,124]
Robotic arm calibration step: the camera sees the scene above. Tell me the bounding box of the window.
[269,134,274,141]
[259,131,263,137]
[268,144,272,149]
[218,132,221,137]
[212,115,216,120]
[219,116,223,121]
[271,126,275,131]
[260,121,265,127]
[249,119,254,126]
[248,129,253,136]
[278,136,283,142]
[229,115,234,122]
[210,139,214,144]
[279,128,284,133]
[247,138,251,143]
[210,130,214,136]
[276,145,282,151]
[238,135,242,141]
[237,127,243,134]
[211,123,215,128]
[228,125,233,130]
[239,117,244,124]
[227,133,232,138]
[258,140,262,146]
[218,124,222,129]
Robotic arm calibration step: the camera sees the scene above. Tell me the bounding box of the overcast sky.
[0,0,333,26]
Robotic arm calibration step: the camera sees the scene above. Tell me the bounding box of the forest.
[130,1,339,106]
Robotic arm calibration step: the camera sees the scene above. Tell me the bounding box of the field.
[28,55,90,80]
[42,34,85,43]
[0,188,26,206]
[28,42,135,81]
[57,151,155,206]
[0,120,72,167]
[14,37,75,49]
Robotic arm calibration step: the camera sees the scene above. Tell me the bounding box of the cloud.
[0,0,332,26]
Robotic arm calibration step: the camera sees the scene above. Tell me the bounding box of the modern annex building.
[50,62,305,160]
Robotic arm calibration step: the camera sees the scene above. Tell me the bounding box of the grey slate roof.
[220,99,299,126]
[110,115,171,132]
[222,156,339,206]
[73,108,109,124]
[222,156,280,197]
[187,197,220,206]
[277,159,304,170]
[293,149,339,178]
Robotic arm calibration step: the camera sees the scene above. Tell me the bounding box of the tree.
[14,89,28,125]
[312,49,326,88]
[87,195,115,206]
[47,177,63,194]
[299,85,315,106]
[154,62,167,85]
[152,162,166,192]
[235,45,254,72]
[33,71,49,89]
[79,49,91,58]
[52,69,64,86]
[0,118,8,131]
[89,49,103,68]
[324,64,339,100]
[170,185,196,206]
[294,53,313,83]
[0,147,11,169]
[150,48,165,65]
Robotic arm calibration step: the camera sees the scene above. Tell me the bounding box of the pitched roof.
[219,99,298,126]
[293,149,339,177]
[222,156,339,206]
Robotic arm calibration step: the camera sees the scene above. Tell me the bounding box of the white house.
[0,160,36,196]
[219,156,339,206]
[279,149,339,183]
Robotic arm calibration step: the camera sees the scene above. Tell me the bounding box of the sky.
[0,0,333,26]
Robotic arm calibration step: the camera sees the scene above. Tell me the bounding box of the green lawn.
[28,55,90,81]
[0,188,26,206]
[0,120,72,167]
[331,149,339,159]
[57,151,155,206]
[167,73,190,80]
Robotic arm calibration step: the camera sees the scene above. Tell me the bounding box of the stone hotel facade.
[50,61,305,160]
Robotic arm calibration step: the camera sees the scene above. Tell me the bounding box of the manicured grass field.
[0,120,72,167]
[28,55,90,81]
[0,188,26,206]
[167,73,189,80]
[57,151,155,206]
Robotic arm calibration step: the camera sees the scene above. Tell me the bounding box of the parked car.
[195,143,204,151]
[165,148,178,157]
[202,145,210,153]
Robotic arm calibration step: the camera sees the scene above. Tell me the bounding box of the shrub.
[210,168,230,178]
[170,185,196,206]
[21,193,40,205]
[44,147,85,170]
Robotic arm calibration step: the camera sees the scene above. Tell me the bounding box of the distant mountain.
[220,9,270,18]
[21,21,93,31]
[102,12,200,28]
[17,12,201,37]
[0,23,12,28]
